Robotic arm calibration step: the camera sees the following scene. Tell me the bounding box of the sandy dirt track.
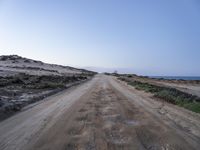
[0,74,200,150]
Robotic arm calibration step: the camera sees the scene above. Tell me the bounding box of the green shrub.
[128,81,160,93]
[154,90,177,104]
[182,102,200,113]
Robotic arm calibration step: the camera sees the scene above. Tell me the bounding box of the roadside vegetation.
[0,73,91,120]
[118,77,200,113]
[0,73,87,88]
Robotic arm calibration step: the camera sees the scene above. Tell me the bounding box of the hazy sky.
[0,0,200,75]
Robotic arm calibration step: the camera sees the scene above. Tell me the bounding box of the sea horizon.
[150,76,200,81]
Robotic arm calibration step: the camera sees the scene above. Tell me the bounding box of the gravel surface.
[0,74,199,150]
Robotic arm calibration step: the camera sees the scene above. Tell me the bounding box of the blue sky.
[0,0,200,75]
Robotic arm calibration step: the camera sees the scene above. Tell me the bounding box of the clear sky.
[0,0,200,76]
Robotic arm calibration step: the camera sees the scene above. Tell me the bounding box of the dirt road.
[0,74,200,150]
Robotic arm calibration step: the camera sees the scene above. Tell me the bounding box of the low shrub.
[34,82,66,89]
[119,77,200,113]
[181,102,200,113]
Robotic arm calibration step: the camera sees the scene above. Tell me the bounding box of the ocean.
[150,76,200,81]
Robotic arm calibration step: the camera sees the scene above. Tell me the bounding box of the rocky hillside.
[0,55,96,120]
[0,55,95,76]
